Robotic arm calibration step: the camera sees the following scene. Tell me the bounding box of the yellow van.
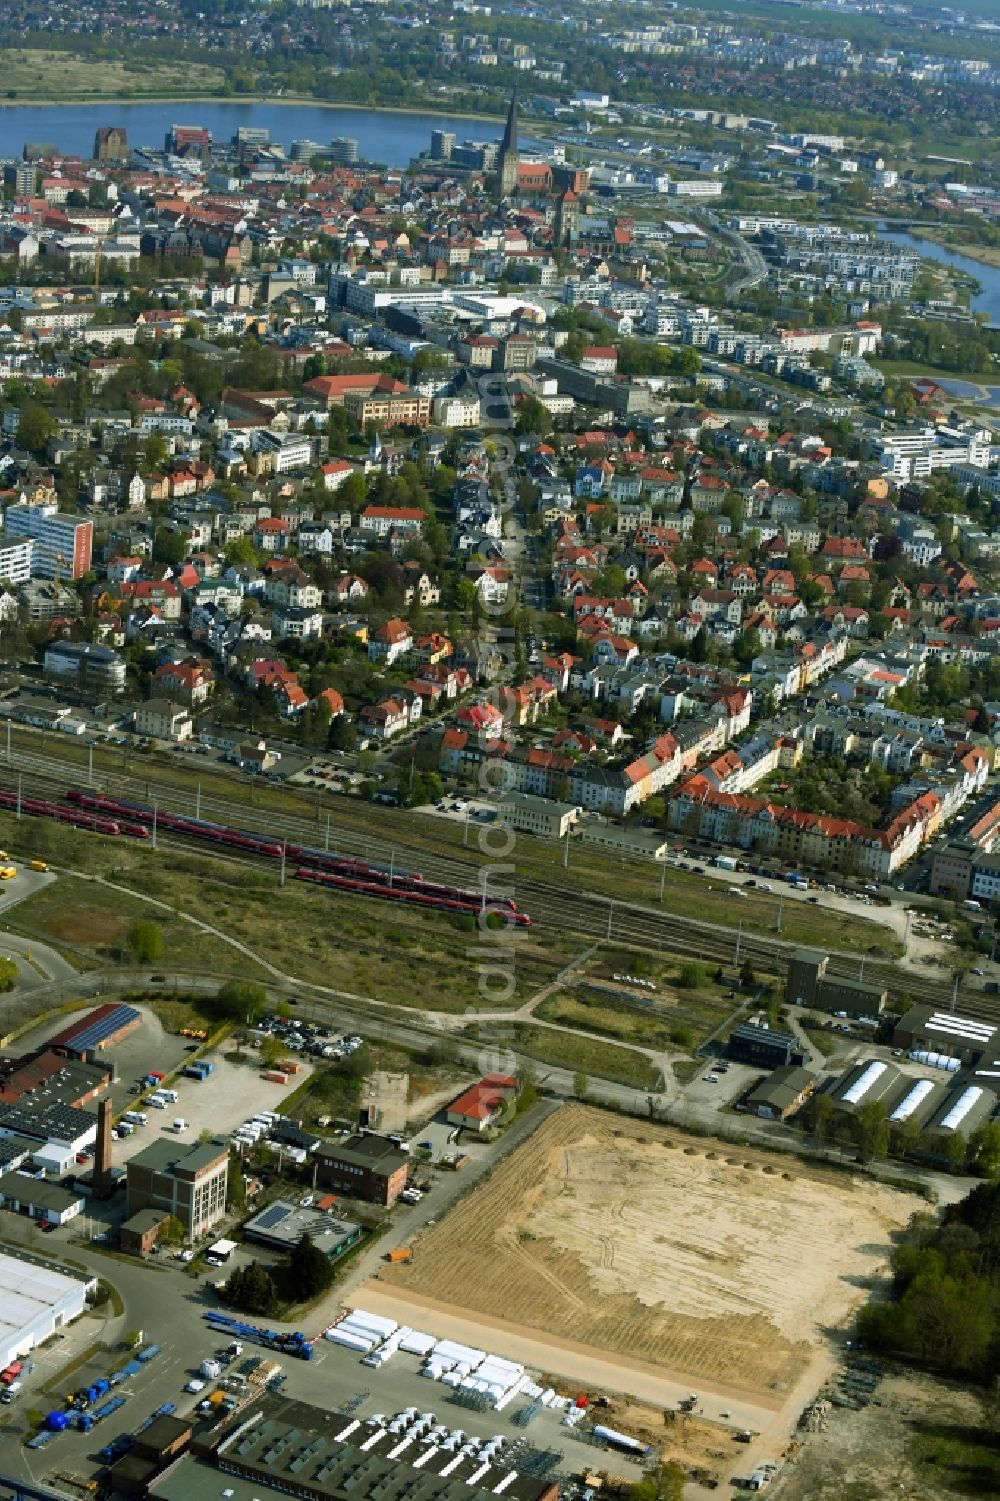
[0,867,14,880]
[29,860,48,873]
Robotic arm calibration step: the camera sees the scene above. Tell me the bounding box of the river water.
[0,100,502,167]
[879,227,1000,325]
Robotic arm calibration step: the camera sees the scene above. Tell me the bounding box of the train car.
[0,788,132,838]
[294,867,532,926]
[66,790,281,857]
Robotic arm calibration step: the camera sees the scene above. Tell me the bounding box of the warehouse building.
[745,1065,816,1120]
[0,1249,96,1368]
[0,1051,111,1108]
[149,1394,560,1501]
[727,1022,805,1069]
[47,1002,142,1060]
[831,1059,902,1115]
[924,1082,997,1140]
[892,1004,997,1064]
[0,1172,85,1226]
[244,1199,362,1258]
[785,949,887,1017]
[313,1133,409,1206]
[497,792,580,840]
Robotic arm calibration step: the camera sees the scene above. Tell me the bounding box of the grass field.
[1,49,225,100]
[481,1022,663,1090]
[4,825,575,1012]
[378,1105,921,1397]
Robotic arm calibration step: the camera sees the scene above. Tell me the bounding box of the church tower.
[498,89,519,199]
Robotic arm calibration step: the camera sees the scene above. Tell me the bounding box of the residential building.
[4,504,93,580]
[43,641,126,695]
[134,699,194,742]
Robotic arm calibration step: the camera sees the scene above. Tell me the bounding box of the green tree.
[16,402,56,454]
[281,1233,334,1301]
[0,956,16,992]
[225,536,260,569]
[678,961,705,990]
[227,1152,246,1211]
[855,1100,889,1161]
[573,1070,590,1101]
[261,1036,285,1069]
[128,918,164,964]
[632,1463,686,1501]
[970,1122,1000,1177]
[158,1215,185,1248]
[216,979,267,1023]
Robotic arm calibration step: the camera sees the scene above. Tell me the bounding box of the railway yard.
[0,739,995,1032]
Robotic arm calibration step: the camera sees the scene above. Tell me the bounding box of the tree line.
[858,1180,1000,1382]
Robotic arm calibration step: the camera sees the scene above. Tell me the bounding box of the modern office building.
[43,640,126,695]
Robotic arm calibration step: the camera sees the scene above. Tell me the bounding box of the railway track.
[3,750,996,1024]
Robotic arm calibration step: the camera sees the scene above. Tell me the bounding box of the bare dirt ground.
[376,1106,920,1400]
[772,1369,996,1501]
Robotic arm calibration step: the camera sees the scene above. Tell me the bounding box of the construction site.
[370,1106,921,1421]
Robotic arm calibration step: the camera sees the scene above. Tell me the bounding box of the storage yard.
[376,1106,921,1400]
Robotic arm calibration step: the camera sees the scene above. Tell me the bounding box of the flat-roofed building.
[243,1199,362,1257]
[0,1248,96,1368]
[728,1021,805,1069]
[126,1137,228,1241]
[149,1394,560,1501]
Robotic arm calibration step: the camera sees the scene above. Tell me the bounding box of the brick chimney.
[93,1097,114,1200]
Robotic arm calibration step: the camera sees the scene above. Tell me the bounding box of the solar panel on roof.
[254,1204,290,1231]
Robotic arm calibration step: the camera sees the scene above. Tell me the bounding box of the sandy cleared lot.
[377,1106,920,1401]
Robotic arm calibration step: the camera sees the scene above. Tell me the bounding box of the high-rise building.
[498,89,519,198]
[431,129,456,161]
[328,136,360,165]
[3,504,92,580]
[93,126,128,162]
[290,138,323,163]
[165,124,212,157]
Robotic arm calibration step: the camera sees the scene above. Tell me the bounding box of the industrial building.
[892,1004,998,1064]
[784,949,887,1017]
[829,1059,997,1142]
[831,1059,902,1114]
[0,1171,85,1226]
[0,1098,97,1172]
[0,1249,96,1368]
[148,1394,560,1501]
[120,1207,171,1258]
[126,1137,229,1241]
[744,1065,816,1120]
[313,1133,409,1206]
[727,1022,805,1069]
[0,1050,110,1107]
[496,792,580,839]
[243,1199,362,1258]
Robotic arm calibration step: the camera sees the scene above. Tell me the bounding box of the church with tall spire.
[497,88,519,199]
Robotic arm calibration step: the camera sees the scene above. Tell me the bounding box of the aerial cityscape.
[0,1,998,1499]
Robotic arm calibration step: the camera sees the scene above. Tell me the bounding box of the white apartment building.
[0,532,34,585]
[3,504,93,579]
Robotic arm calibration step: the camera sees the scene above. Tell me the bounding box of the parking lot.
[108,1048,315,1172]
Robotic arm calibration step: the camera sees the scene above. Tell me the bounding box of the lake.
[879,227,1000,326]
[0,100,503,168]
